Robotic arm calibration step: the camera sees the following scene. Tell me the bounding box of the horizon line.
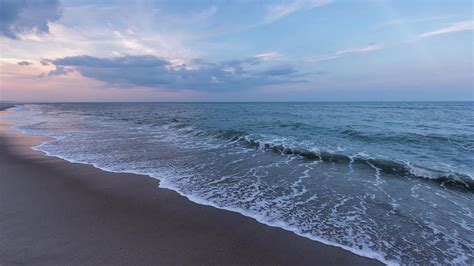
[3,100,473,104]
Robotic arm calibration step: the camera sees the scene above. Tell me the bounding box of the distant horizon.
[3,100,473,104]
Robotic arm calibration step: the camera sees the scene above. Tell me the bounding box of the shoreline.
[0,109,382,265]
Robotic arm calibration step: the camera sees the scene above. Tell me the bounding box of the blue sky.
[0,0,472,101]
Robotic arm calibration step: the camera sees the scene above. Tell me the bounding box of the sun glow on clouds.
[2,22,194,61]
[0,64,202,102]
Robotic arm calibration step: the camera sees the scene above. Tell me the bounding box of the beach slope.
[0,115,381,265]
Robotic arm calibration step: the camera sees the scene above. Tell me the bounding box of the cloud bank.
[0,0,62,39]
[48,55,305,91]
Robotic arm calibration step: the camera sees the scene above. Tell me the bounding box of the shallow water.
[7,102,474,265]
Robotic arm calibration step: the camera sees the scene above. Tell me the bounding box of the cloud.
[254,52,282,61]
[221,52,282,69]
[0,0,62,39]
[259,65,298,76]
[40,58,52,66]
[311,43,383,62]
[17,60,32,66]
[264,0,333,23]
[418,20,474,38]
[164,5,218,24]
[333,43,382,55]
[47,65,72,77]
[376,15,454,29]
[47,55,306,91]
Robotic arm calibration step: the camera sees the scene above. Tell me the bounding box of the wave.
[211,129,474,191]
[13,110,474,191]
[339,127,473,150]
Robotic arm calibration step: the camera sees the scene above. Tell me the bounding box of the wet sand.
[0,110,381,265]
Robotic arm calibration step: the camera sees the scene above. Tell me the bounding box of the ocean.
[7,102,474,265]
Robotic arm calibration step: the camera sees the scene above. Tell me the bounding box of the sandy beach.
[0,109,381,265]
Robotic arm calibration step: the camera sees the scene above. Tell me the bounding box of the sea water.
[6,102,474,265]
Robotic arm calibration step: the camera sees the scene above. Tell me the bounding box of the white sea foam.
[9,123,394,265]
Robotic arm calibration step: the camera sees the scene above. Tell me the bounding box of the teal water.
[8,102,474,264]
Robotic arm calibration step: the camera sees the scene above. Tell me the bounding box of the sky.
[0,0,472,102]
